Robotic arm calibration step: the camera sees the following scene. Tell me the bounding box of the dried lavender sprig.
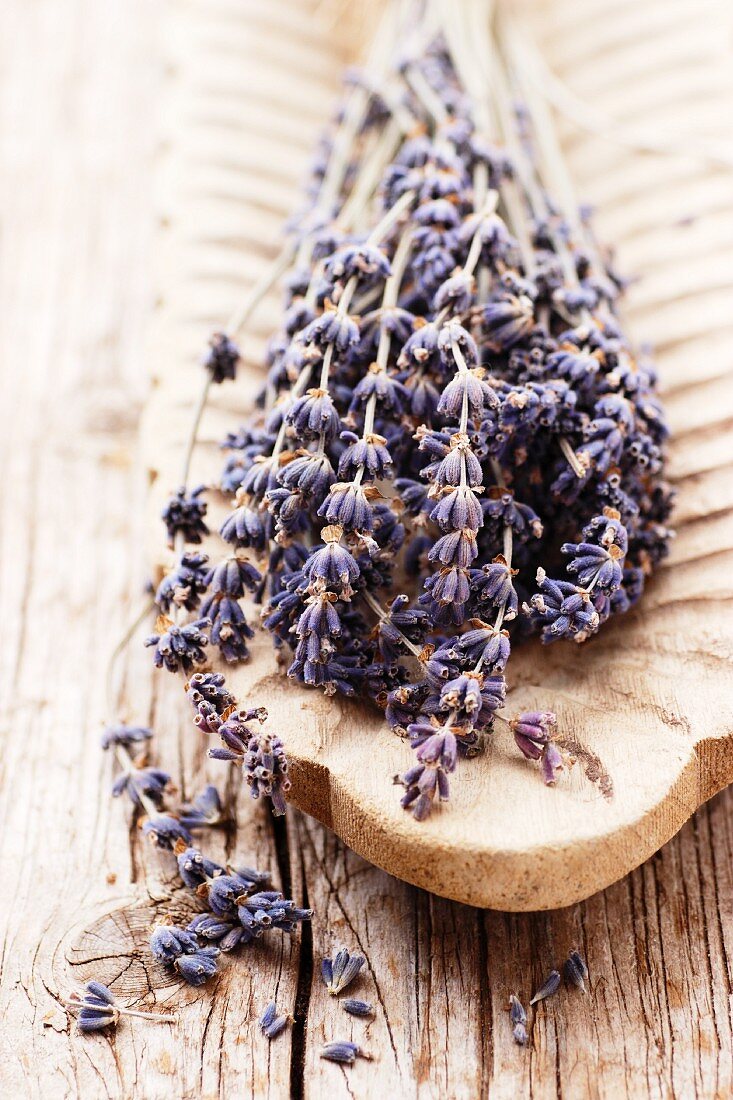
[66,981,177,1033]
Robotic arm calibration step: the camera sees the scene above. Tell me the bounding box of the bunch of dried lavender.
[151,2,672,821]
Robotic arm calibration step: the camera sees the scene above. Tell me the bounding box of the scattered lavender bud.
[342,999,374,1018]
[322,948,366,996]
[258,1001,291,1040]
[179,784,225,829]
[142,814,192,850]
[530,969,561,1005]
[320,1041,372,1065]
[509,994,528,1046]
[101,725,153,750]
[204,331,240,384]
[563,949,589,992]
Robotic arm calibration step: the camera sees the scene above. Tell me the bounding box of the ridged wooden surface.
[2,0,733,1097]
[143,0,733,912]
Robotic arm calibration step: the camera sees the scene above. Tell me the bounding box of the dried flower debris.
[322,948,366,996]
[563,949,589,992]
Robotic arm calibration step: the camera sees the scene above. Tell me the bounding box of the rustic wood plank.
[1,0,732,1097]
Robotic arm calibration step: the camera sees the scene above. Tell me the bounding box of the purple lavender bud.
[325,242,391,288]
[144,618,210,674]
[259,1002,290,1040]
[142,814,192,850]
[509,994,528,1045]
[320,1040,371,1065]
[155,552,210,613]
[303,526,360,593]
[433,271,475,313]
[341,999,374,1018]
[186,671,235,715]
[321,948,366,995]
[203,331,240,383]
[174,946,220,986]
[301,308,360,353]
[530,969,561,1005]
[287,388,342,442]
[563,949,589,992]
[150,925,200,965]
[541,742,565,786]
[101,725,153,750]
[161,486,209,547]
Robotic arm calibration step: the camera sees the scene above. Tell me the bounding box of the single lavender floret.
[320,1041,372,1065]
[322,948,366,996]
[563,949,589,992]
[342,999,374,1018]
[530,969,561,1005]
[509,994,528,1046]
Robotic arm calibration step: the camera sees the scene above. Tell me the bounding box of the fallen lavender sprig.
[66,981,177,1033]
[102,724,311,983]
[150,925,220,987]
[150,6,672,822]
[184,670,291,816]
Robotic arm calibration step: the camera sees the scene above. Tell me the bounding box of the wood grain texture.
[143,0,733,911]
[1,0,732,1097]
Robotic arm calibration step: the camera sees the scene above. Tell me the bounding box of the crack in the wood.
[299,819,401,1070]
[289,829,312,1100]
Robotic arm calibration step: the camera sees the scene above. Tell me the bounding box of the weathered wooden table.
[1,1,732,1097]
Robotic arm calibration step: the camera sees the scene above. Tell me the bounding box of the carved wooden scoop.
[142,0,733,911]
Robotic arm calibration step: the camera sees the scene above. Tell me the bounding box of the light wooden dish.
[142,0,733,911]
